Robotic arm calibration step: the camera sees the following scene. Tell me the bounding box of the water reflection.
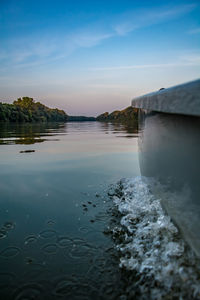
[0,122,66,145]
[99,121,138,136]
[0,121,138,146]
[0,121,139,299]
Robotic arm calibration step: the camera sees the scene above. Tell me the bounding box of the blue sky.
[0,0,200,115]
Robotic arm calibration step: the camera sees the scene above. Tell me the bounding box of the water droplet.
[0,247,20,258]
[39,229,57,239]
[42,243,58,254]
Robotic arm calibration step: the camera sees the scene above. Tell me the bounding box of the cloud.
[69,31,113,48]
[0,28,114,70]
[0,3,198,69]
[113,3,197,36]
[180,53,200,64]
[91,57,200,71]
[187,27,200,34]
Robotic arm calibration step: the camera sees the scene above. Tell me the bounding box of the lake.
[0,121,139,299]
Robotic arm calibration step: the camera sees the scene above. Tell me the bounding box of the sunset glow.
[0,0,200,115]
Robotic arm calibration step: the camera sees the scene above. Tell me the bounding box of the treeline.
[0,97,68,122]
[0,97,138,123]
[96,106,138,122]
[68,116,96,122]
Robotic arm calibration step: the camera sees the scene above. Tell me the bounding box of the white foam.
[111,176,200,299]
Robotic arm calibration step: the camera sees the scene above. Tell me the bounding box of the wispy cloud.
[0,3,198,69]
[180,53,200,64]
[113,3,197,35]
[69,31,113,48]
[187,27,200,34]
[90,54,200,71]
[0,28,114,70]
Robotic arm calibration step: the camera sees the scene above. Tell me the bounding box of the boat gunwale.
[131,79,200,117]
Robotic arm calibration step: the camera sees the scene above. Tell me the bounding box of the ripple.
[0,229,7,239]
[2,221,15,231]
[46,220,55,226]
[38,229,57,239]
[78,226,90,234]
[94,212,109,222]
[67,240,96,260]
[53,276,96,298]
[0,247,20,258]
[57,236,72,248]
[24,235,38,245]
[42,243,58,254]
[53,280,76,296]
[13,283,44,300]
[0,272,15,287]
[23,264,47,280]
[54,280,96,299]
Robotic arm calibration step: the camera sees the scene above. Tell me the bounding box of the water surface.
[0,121,139,299]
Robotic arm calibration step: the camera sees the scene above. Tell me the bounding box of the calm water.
[0,121,139,299]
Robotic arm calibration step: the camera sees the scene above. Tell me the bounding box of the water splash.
[109,176,200,299]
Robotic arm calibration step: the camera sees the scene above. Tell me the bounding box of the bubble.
[39,229,57,239]
[42,243,58,254]
[13,283,44,300]
[0,247,20,258]
[109,176,200,299]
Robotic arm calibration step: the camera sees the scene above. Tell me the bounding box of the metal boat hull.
[132,79,200,256]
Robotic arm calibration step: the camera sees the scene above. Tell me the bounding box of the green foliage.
[68,116,96,121]
[0,97,68,122]
[96,106,138,122]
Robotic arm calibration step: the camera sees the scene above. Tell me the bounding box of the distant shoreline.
[0,97,138,123]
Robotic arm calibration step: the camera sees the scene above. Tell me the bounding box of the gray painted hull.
[132,79,200,256]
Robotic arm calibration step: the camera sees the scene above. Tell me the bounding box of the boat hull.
[132,79,200,256]
[138,110,200,256]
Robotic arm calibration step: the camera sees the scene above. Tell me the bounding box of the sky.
[0,0,200,116]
